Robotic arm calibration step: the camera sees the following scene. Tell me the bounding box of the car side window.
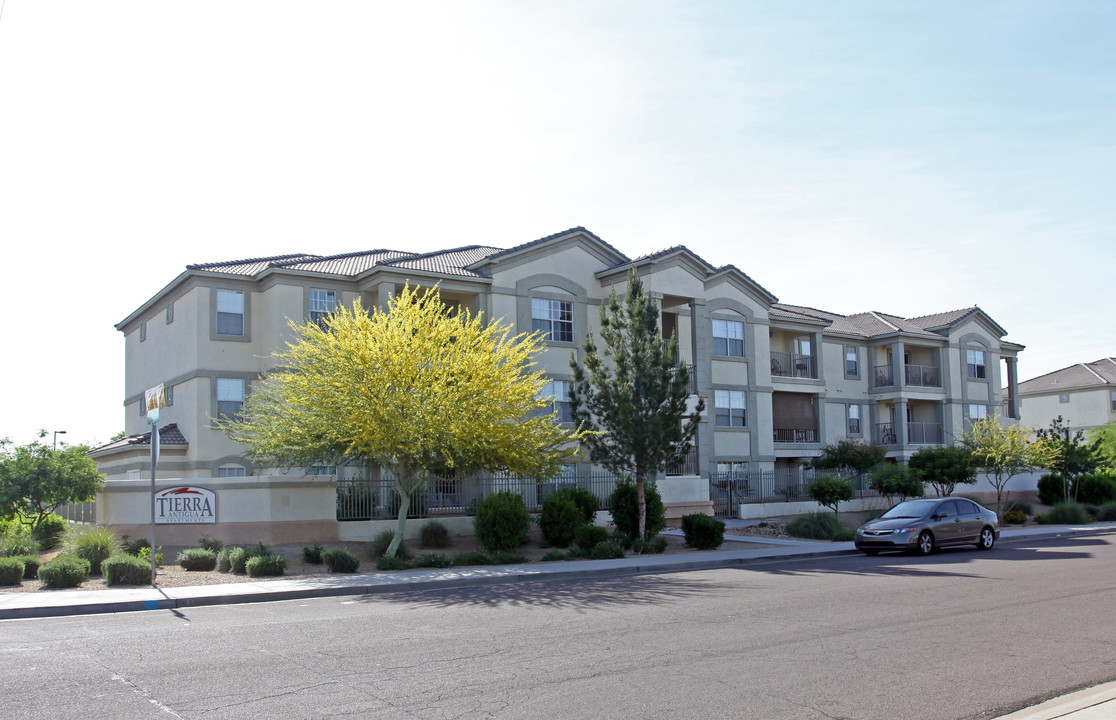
[957,500,978,514]
[937,501,957,517]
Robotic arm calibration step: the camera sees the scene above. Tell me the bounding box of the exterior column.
[895,398,908,452]
[892,341,906,390]
[1005,357,1020,419]
[689,299,711,477]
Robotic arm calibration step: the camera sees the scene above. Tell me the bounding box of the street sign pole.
[144,384,166,588]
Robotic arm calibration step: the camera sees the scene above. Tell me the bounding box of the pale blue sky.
[1,1,1112,447]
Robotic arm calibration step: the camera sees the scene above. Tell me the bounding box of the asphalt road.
[3,536,1115,720]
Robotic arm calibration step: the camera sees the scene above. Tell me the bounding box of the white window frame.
[540,379,573,423]
[217,378,245,418]
[310,288,337,327]
[845,346,859,377]
[217,465,247,478]
[847,404,862,436]
[967,349,987,379]
[968,404,988,420]
[216,289,245,337]
[712,319,744,357]
[531,298,574,343]
[714,389,747,427]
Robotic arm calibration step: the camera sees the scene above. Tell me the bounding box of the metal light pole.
[53,430,66,450]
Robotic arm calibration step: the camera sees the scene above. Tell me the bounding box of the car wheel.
[977,526,995,551]
[861,549,880,556]
[915,531,935,556]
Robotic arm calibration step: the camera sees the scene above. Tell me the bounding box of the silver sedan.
[855,497,999,556]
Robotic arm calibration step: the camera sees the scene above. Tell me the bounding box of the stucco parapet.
[103,476,336,493]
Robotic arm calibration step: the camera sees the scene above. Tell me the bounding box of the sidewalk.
[2,523,1114,719]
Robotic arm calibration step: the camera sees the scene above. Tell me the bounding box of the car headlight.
[894,527,918,534]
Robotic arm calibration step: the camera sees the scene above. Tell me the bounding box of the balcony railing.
[873,364,894,387]
[771,351,817,379]
[907,422,943,445]
[905,364,941,387]
[665,445,700,476]
[877,422,898,445]
[773,428,819,444]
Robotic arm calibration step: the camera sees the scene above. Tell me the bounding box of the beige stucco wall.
[1020,388,1115,433]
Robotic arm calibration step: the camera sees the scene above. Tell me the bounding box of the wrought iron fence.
[904,363,941,387]
[709,468,871,517]
[770,351,817,379]
[56,501,96,524]
[337,470,620,522]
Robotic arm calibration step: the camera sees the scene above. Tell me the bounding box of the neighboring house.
[1014,358,1116,434]
[90,227,1023,483]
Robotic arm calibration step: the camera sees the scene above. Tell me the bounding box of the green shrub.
[0,558,25,586]
[453,550,493,567]
[11,554,40,579]
[227,544,271,575]
[787,512,846,540]
[245,554,287,577]
[541,549,568,561]
[681,514,726,550]
[1033,513,1047,524]
[369,530,410,559]
[67,526,120,575]
[198,535,224,553]
[587,541,625,560]
[411,553,453,568]
[473,491,531,552]
[1046,503,1089,525]
[1038,473,1068,506]
[122,535,151,556]
[487,551,527,564]
[553,486,599,524]
[1095,503,1116,522]
[612,531,634,550]
[1001,509,1028,525]
[177,548,218,571]
[806,475,856,518]
[0,532,39,558]
[419,521,451,549]
[38,556,90,588]
[833,527,856,542]
[32,514,69,550]
[302,544,325,564]
[573,524,609,550]
[216,548,232,573]
[539,495,585,548]
[1005,500,1034,516]
[103,553,152,585]
[868,465,924,501]
[564,546,590,560]
[376,555,410,571]
[322,548,361,573]
[631,535,669,554]
[608,478,666,539]
[139,545,163,567]
[1075,473,1116,506]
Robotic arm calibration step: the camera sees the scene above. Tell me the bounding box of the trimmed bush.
[198,535,224,553]
[376,555,410,571]
[67,527,120,575]
[587,541,625,560]
[1075,473,1116,505]
[554,486,599,524]
[787,512,846,540]
[322,547,361,573]
[103,553,152,586]
[0,532,39,558]
[541,549,568,562]
[453,551,494,567]
[302,544,325,564]
[1001,509,1027,525]
[11,554,40,579]
[419,521,451,549]
[1045,503,1089,525]
[473,491,531,552]
[33,514,69,550]
[608,478,666,539]
[177,548,218,571]
[681,514,726,550]
[227,544,270,575]
[39,556,90,588]
[216,548,232,573]
[868,465,924,501]
[0,558,25,586]
[539,495,584,548]
[806,475,856,519]
[632,535,669,554]
[573,524,609,550]
[1095,503,1116,522]
[369,530,410,559]
[1038,473,1067,506]
[245,553,287,577]
[411,553,453,569]
[487,551,527,565]
[1005,500,1034,516]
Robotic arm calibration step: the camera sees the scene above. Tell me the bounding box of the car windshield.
[878,500,936,519]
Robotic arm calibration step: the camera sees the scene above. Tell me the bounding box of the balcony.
[773,428,819,444]
[876,422,943,446]
[665,444,699,476]
[904,364,941,387]
[771,351,817,379]
[873,364,894,387]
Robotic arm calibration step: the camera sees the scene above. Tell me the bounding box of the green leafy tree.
[812,439,887,483]
[1089,422,1116,471]
[868,464,924,504]
[220,285,586,558]
[908,445,977,497]
[961,415,1060,516]
[806,474,856,523]
[1036,415,1100,502]
[570,269,703,539]
[0,439,103,531]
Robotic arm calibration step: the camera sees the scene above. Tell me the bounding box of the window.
[1059,393,1070,404]
[712,319,744,357]
[307,465,335,476]
[847,404,861,435]
[968,404,988,420]
[540,380,573,423]
[217,378,245,418]
[165,385,174,407]
[715,390,747,427]
[845,346,859,377]
[310,289,337,327]
[531,298,573,342]
[967,349,986,379]
[216,289,245,336]
[217,466,247,478]
[166,302,174,324]
[139,322,146,342]
[1112,390,1116,412]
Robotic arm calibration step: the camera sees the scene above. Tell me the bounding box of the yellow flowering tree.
[219,285,586,557]
[960,415,1059,516]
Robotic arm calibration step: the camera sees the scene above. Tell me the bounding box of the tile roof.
[382,245,504,278]
[907,306,981,331]
[478,226,629,267]
[88,423,188,454]
[277,250,418,276]
[1018,358,1116,394]
[186,254,321,276]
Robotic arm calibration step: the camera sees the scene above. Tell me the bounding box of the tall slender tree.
[569,269,704,539]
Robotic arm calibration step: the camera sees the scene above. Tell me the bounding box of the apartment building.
[91,227,1023,483]
[1015,358,1116,434]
